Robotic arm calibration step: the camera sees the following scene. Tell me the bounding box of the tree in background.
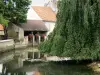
[0,14,8,26]
[2,0,31,24]
[0,0,31,24]
[39,0,100,60]
[0,14,9,39]
[0,0,31,39]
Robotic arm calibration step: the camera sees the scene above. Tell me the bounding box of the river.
[0,49,100,75]
[4,61,100,75]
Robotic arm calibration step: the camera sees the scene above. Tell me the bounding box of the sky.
[31,0,45,6]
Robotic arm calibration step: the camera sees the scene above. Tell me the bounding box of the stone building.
[28,0,57,36]
[32,6,56,36]
[13,20,48,46]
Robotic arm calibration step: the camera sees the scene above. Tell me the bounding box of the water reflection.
[0,49,100,75]
[7,72,40,75]
[5,62,99,75]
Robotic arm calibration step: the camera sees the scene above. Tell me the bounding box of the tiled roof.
[21,20,48,31]
[0,24,4,31]
[32,6,56,22]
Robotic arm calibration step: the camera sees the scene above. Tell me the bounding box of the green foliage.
[39,0,100,60]
[0,14,9,26]
[0,0,31,24]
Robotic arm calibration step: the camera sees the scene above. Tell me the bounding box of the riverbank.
[88,62,100,72]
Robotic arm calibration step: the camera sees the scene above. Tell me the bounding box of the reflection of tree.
[8,63,94,75]
[38,63,93,75]
[10,72,26,75]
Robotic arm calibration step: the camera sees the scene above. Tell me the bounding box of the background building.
[0,24,4,40]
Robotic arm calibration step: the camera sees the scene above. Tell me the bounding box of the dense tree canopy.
[0,0,31,25]
[39,0,100,60]
[0,14,8,26]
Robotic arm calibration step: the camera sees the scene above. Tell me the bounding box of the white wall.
[31,0,45,6]
[45,22,55,35]
[27,6,42,20]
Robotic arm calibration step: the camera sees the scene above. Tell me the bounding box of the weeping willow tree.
[39,0,100,60]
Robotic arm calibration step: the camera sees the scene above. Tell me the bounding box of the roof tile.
[0,24,4,31]
[32,6,56,22]
[21,20,48,31]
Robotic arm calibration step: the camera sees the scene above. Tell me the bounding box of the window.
[28,52,33,59]
[34,52,39,59]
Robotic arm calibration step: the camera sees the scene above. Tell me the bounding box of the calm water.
[5,62,100,75]
[0,49,99,75]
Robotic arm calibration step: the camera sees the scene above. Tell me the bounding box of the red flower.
[28,34,33,38]
[42,34,46,38]
[35,34,39,38]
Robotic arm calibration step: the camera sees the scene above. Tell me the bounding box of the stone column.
[33,52,34,59]
[38,52,40,59]
[38,35,41,44]
[18,58,23,68]
[33,35,35,46]
[25,36,28,45]
[44,35,47,40]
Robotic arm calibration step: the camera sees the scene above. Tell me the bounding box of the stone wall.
[0,39,29,53]
[13,25,24,41]
[0,39,14,52]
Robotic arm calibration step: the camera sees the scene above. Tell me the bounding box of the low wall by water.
[0,39,14,52]
[0,39,28,53]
